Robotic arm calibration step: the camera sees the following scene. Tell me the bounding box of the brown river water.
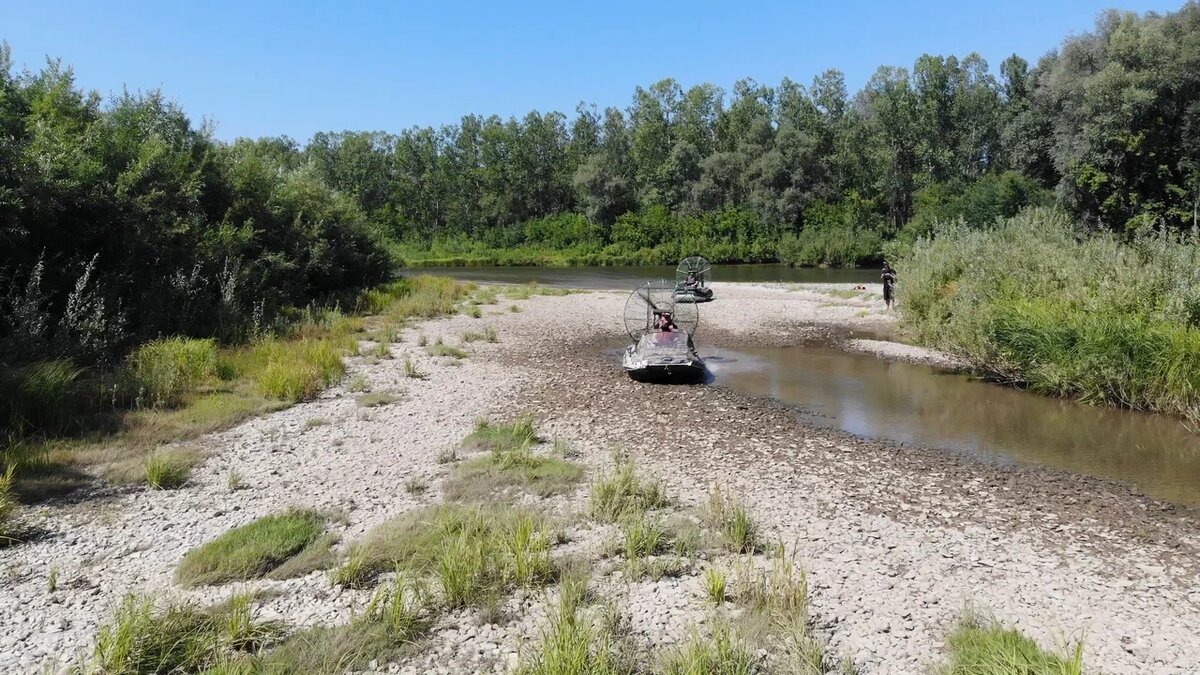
[706,345,1200,506]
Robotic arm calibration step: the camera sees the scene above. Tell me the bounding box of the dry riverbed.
[2,282,1199,673]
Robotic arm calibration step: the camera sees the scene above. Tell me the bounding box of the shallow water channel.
[705,345,1200,506]
[403,264,879,288]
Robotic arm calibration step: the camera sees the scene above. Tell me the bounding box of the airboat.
[622,281,704,383]
[674,256,714,303]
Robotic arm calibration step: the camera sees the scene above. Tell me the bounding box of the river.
[421,265,1200,506]
[707,345,1200,506]
[401,264,880,288]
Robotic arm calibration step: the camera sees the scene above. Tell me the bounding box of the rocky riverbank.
[2,282,1198,673]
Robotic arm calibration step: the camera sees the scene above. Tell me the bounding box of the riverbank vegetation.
[900,209,1200,420]
[285,5,1198,270]
[0,276,466,539]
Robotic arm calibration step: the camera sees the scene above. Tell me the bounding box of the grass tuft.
[661,620,757,675]
[462,415,538,453]
[144,450,193,489]
[362,572,435,641]
[934,612,1084,675]
[445,448,582,501]
[251,339,346,402]
[125,338,218,409]
[705,567,728,606]
[330,503,557,601]
[0,466,19,544]
[404,477,429,495]
[403,356,426,379]
[518,572,632,675]
[176,510,326,586]
[708,486,762,554]
[346,374,370,393]
[590,458,668,523]
[92,593,281,674]
[425,339,467,359]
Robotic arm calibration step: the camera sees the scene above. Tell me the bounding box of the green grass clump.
[92,593,280,674]
[382,276,467,321]
[243,623,399,674]
[125,338,218,409]
[661,621,757,675]
[425,339,468,359]
[362,573,435,641]
[0,466,19,544]
[330,504,556,601]
[518,573,628,675]
[462,415,538,453]
[446,441,585,499]
[176,510,327,586]
[935,613,1084,675]
[249,339,345,402]
[733,548,808,618]
[589,458,668,522]
[708,486,761,554]
[462,326,499,343]
[403,357,426,379]
[620,515,667,559]
[144,450,194,489]
[705,567,728,606]
[2,359,86,437]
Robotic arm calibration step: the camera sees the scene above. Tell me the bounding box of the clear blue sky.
[1,0,1183,141]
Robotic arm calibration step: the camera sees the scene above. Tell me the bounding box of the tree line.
[3,3,1200,362]
[309,3,1200,261]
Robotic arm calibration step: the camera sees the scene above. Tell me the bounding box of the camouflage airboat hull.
[623,331,705,383]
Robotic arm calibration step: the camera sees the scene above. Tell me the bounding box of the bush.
[125,338,218,409]
[176,510,326,586]
[777,197,886,268]
[900,208,1200,419]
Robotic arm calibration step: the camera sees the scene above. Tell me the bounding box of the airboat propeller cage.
[623,280,700,340]
[676,256,712,286]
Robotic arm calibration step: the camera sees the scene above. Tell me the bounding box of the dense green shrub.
[0,59,391,367]
[900,207,1200,419]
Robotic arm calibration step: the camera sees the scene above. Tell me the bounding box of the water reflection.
[400,264,879,289]
[709,345,1200,506]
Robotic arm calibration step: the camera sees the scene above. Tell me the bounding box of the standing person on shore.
[881,263,897,310]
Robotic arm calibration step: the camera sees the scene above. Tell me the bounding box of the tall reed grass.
[1,359,86,437]
[125,338,218,409]
[900,208,1200,420]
